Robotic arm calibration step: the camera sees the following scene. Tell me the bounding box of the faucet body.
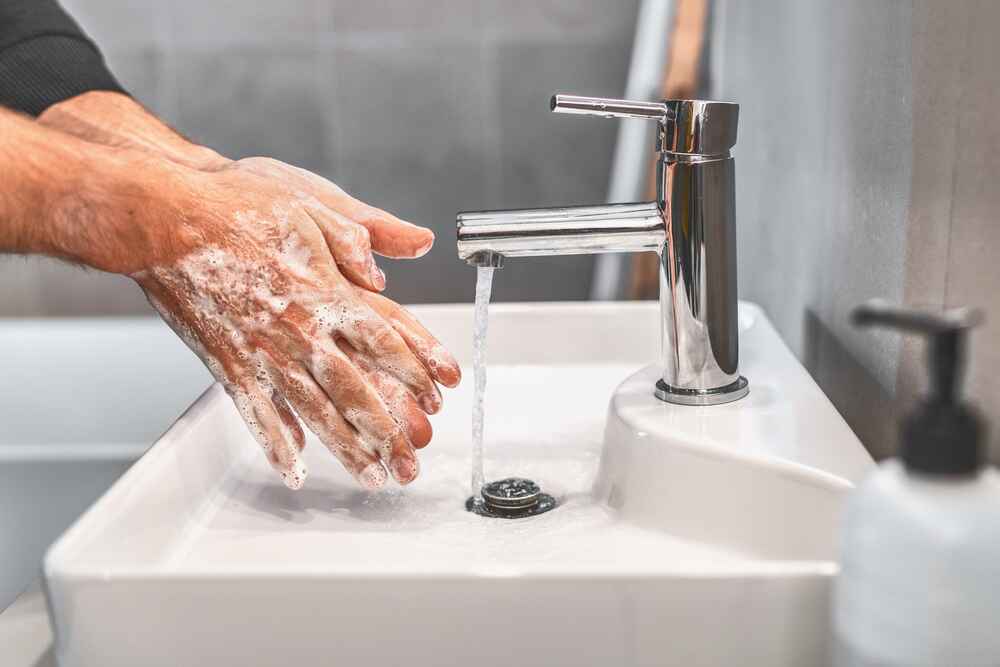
[457,95,747,405]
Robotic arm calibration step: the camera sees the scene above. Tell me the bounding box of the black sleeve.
[0,0,127,116]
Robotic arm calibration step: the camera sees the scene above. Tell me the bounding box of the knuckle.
[353,223,372,249]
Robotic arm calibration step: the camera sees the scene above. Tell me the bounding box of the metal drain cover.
[466,477,558,519]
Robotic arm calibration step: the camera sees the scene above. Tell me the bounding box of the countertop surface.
[1,582,54,667]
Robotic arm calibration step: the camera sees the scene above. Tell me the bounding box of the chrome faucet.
[456,94,748,406]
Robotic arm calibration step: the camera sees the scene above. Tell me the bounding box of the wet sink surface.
[169,365,747,576]
[45,302,871,667]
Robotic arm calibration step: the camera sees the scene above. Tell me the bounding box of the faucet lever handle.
[550,94,670,122]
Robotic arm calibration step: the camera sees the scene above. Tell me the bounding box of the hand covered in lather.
[36,92,462,489]
[127,160,460,490]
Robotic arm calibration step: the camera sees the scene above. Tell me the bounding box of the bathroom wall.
[0,0,638,315]
[713,0,1000,462]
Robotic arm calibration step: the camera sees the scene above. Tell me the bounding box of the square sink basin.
[44,301,871,667]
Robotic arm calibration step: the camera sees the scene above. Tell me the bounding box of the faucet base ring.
[654,376,749,406]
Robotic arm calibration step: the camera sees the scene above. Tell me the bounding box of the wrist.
[47,146,202,274]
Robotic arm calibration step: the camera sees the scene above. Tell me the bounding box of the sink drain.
[466,477,558,519]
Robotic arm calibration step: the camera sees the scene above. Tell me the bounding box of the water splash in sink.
[470,266,495,496]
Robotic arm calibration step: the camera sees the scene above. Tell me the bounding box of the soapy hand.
[129,159,460,490]
[33,93,460,489]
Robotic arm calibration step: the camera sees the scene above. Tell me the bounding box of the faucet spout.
[456,202,665,262]
[456,93,748,407]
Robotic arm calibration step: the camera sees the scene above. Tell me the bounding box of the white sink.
[44,301,871,667]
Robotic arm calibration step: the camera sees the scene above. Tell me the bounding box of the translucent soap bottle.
[833,301,1000,667]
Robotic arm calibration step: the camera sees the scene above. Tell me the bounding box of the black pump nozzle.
[852,300,985,475]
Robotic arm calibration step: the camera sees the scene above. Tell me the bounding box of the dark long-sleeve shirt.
[0,0,125,116]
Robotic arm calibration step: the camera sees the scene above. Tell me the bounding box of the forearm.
[39,91,228,170]
[0,105,191,273]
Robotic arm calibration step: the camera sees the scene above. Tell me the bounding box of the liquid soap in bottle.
[833,301,1000,666]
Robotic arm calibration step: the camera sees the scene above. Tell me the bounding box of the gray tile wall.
[903,0,1000,463]
[715,0,1000,462]
[0,0,637,315]
[714,0,913,457]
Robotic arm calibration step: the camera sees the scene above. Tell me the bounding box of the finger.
[266,359,387,490]
[241,158,435,259]
[142,284,308,488]
[343,201,434,259]
[293,168,433,259]
[337,308,443,414]
[270,390,306,453]
[306,337,420,484]
[337,339,433,449]
[303,206,386,292]
[355,289,461,388]
[228,381,308,490]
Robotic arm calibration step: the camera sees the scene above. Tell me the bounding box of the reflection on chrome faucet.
[457,93,748,406]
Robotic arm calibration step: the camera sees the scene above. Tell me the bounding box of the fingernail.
[281,458,308,490]
[391,456,419,484]
[414,233,434,258]
[358,462,387,490]
[434,351,461,387]
[370,262,386,290]
[419,390,442,414]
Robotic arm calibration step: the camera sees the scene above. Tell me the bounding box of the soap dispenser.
[833,300,1000,667]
